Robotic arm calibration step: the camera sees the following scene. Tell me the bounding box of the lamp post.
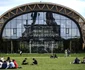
[10,39,13,53]
[51,41,54,54]
[10,36,13,53]
[74,35,80,53]
[5,36,8,53]
[29,39,32,54]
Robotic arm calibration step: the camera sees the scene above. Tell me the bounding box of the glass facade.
[2,12,80,53]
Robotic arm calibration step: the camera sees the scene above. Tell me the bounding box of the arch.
[0,2,85,49]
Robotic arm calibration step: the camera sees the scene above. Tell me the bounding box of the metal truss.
[0,2,85,47]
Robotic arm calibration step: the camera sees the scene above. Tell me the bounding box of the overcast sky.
[0,0,85,18]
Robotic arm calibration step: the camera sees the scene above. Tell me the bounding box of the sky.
[0,0,85,18]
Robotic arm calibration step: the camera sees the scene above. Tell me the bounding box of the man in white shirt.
[0,60,3,68]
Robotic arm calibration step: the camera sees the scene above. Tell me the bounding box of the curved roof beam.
[0,2,85,45]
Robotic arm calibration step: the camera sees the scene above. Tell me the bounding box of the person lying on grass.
[70,57,81,64]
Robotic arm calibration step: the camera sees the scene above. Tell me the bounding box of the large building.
[0,2,85,53]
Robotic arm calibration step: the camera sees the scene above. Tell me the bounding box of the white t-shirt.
[6,61,10,68]
[0,62,3,68]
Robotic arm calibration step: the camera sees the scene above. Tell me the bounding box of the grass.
[0,53,85,70]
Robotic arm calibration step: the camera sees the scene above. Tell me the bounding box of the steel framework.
[0,2,85,48]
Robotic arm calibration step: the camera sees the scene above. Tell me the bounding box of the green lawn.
[0,53,85,70]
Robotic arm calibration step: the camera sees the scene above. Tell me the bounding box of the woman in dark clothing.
[2,61,7,69]
[73,57,80,64]
[32,58,38,65]
[22,58,28,65]
[6,57,10,61]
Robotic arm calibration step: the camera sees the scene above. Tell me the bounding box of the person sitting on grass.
[0,60,3,69]
[53,53,58,58]
[2,61,7,69]
[6,60,10,69]
[6,57,10,62]
[22,58,28,65]
[31,58,38,65]
[50,55,54,58]
[81,57,85,64]
[9,60,15,69]
[50,53,58,58]
[12,59,18,68]
[73,57,81,64]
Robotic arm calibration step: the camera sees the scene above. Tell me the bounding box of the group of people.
[72,57,85,64]
[65,49,71,57]
[0,57,19,69]
[22,58,38,65]
[50,53,58,58]
[0,53,84,69]
[0,56,38,69]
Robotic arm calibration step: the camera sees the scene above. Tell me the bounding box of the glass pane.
[28,20,33,25]
[2,29,6,37]
[55,20,60,25]
[66,20,71,28]
[5,22,10,28]
[5,29,11,37]
[53,13,60,19]
[68,28,72,36]
[35,20,38,24]
[10,29,17,38]
[17,29,21,37]
[61,20,66,28]
[72,29,77,37]
[10,19,17,28]
[72,21,77,28]
[43,12,46,22]
[60,15,67,19]
[10,29,13,36]
[16,15,22,19]
[23,14,27,19]
[38,12,43,20]
[61,28,66,37]
[76,29,80,37]
[28,13,32,20]
[17,20,22,28]
[39,20,43,24]
[22,20,26,25]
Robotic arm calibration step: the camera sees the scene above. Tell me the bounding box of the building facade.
[0,2,85,53]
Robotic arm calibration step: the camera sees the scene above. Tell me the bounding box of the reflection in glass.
[2,12,81,53]
[2,12,80,39]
